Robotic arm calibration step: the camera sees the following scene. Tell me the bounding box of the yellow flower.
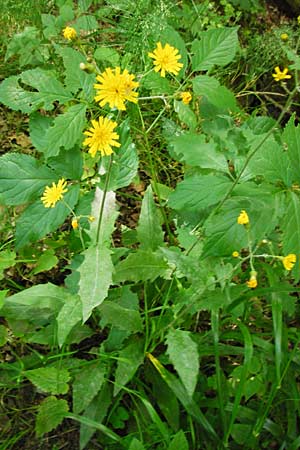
[180,91,192,105]
[94,67,139,111]
[71,218,79,229]
[63,26,77,41]
[237,210,249,225]
[280,33,288,41]
[83,117,121,158]
[282,253,296,271]
[88,215,95,222]
[41,179,68,208]
[148,42,183,78]
[246,271,257,289]
[272,66,291,82]
[232,251,240,258]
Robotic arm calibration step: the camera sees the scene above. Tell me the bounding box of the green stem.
[95,155,114,246]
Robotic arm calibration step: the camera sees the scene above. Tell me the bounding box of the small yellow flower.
[148,42,183,78]
[246,271,257,289]
[71,218,79,229]
[41,179,68,208]
[282,253,296,271]
[232,251,240,258]
[88,215,95,222]
[237,210,249,225]
[180,91,192,105]
[63,26,77,41]
[272,66,291,82]
[83,117,121,158]
[280,33,289,41]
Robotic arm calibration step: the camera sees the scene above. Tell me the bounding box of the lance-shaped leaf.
[0,68,73,113]
[137,185,164,251]
[73,361,106,414]
[56,295,82,347]
[0,153,57,205]
[114,337,144,396]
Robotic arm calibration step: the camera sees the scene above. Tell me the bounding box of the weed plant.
[1,1,300,449]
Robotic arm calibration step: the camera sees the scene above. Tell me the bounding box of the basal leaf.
[137,185,164,251]
[0,153,57,205]
[56,295,82,347]
[166,328,199,397]
[25,367,70,394]
[36,396,69,437]
[2,283,66,312]
[99,301,143,333]
[114,337,144,395]
[73,361,106,414]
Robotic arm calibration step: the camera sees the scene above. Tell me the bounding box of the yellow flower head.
[180,91,192,105]
[94,67,139,111]
[246,271,257,289]
[83,117,121,158]
[282,253,296,271]
[280,33,289,41]
[232,251,240,258]
[63,26,77,41]
[71,218,79,229]
[148,42,183,78]
[237,210,249,225]
[272,66,291,82]
[41,179,68,208]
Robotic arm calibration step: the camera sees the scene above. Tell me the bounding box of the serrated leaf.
[0,69,73,113]
[25,367,70,394]
[192,75,237,111]
[29,112,53,153]
[169,133,228,171]
[36,396,69,437]
[0,250,16,280]
[0,153,57,205]
[44,103,87,158]
[73,362,106,414]
[79,245,114,322]
[169,174,232,211]
[99,301,143,333]
[137,185,164,251]
[31,249,58,275]
[56,295,82,347]
[114,337,144,396]
[174,99,197,130]
[15,184,80,249]
[168,430,189,450]
[282,191,300,280]
[192,27,239,71]
[166,328,199,397]
[114,249,170,283]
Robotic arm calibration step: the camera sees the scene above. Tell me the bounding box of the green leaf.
[129,438,146,450]
[114,337,144,395]
[114,249,170,283]
[168,430,189,450]
[174,99,197,130]
[282,116,300,183]
[88,188,119,246]
[25,367,70,394]
[94,47,120,66]
[0,69,73,113]
[99,301,143,333]
[75,14,98,31]
[48,146,83,180]
[73,362,106,414]
[282,192,300,280]
[31,249,58,275]
[0,250,16,280]
[0,325,8,346]
[36,396,69,437]
[79,246,114,322]
[169,132,228,172]
[137,185,164,251]
[29,112,53,153]
[56,295,82,347]
[15,184,80,249]
[191,27,239,71]
[169,174,232,211]
[44,103,87,159]
[192,75,237,111]
[0,153,57,206]
[166,328,199,397]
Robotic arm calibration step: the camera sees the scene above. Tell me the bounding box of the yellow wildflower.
[148,42,183,78]
[180,91,192,105]
[232,251,240,258]
[83,117,121,158]
[71,219,79,229]
[282,253,296,271]
[280,33,288,41]
[94,67,139,111]
[237,210,249,225]
[41,179,68,208]
[272,66,291,82]
[63,26,77,41]
[246,271,257,289]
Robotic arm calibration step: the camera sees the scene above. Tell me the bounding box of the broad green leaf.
[79,245,114,322]
[192,27,239,71]
[169,174,232,211]
[114,249,170,283]
[0,69,73,113]
[282,191,300,280]
[137,185,164,251]
[169,132,228,172]
[192,75,237,111]
[282,116,300,183]
[166,328,199,397]
[2,283,66,311]
[25,367,70,394]
[5,27,42,67]
[142,71,173,95]
[36,396,69,437]
[73,361,106,414]
[0,153,57,205]
[48,146,83,180]
[56,295,82,347]
[15,184,80,249]
[168,430,189,450]
[75,14,98,31]
[44,103,87,158]
[94,47,120,66]
[129,438,146,450]
[31,249,58,275]
[99,301,143,333]
[0,250,16,280]
[114,337,144,395]
[29,112,53,153]
[174,99,197,130]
